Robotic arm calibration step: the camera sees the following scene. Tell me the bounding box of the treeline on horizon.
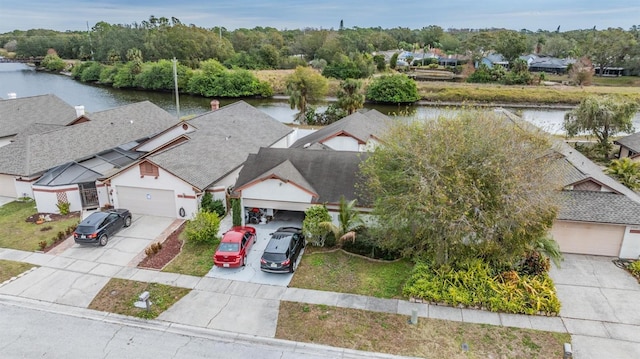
[1,16,639,75]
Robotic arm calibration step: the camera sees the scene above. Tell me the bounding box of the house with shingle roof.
[0,101,177,211]
[104,101,294,219]
[499,109,640,258]
[232,147,368,220]
[290,109,391,151]
[614,132,640,161]
[0,94,79,148]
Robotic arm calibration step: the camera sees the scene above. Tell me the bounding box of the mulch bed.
[25,212,80,223]
[137,222,185,270]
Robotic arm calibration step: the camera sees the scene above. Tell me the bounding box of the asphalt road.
[0,300,408,359]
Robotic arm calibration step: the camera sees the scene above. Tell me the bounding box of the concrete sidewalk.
[2,246,640,358]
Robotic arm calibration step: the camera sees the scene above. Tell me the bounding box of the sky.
[0,0,638,33]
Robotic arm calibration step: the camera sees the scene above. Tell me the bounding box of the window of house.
[139,162,159,177]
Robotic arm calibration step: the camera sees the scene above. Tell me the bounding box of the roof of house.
[234,147,368,205]
[147,101,293,190]
[0,101,176,176]
[0,94,77,138]
[557,191,640,225]
[614,132,640,153]
[290,109,391,149]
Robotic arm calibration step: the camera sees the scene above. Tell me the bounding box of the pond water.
[1,63,638,135]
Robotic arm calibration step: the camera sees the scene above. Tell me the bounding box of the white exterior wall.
[0,174,17,197]
[0,136,13,148]
[242,179,314,203]
[96,182,110,207]
[33,185,82,213]
[135,123,194,152]
[271,136,291,149]
[620,226,640,259]
[322,136,359,151]
[111,165,198,218]
[15,179,35,198]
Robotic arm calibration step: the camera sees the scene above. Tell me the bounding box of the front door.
[79,182,99,209]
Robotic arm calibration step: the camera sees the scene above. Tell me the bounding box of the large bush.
[184,210,220,244]
[365,74,420,104]
[80,62,104,82]
[187,68,272,97]
[403,260,560,315]
[42,53,66,72]
[135,60,192,91]
[302,205,332,246]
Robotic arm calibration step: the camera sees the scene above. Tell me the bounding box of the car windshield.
[218,243,240,252]
[262,252,286,262]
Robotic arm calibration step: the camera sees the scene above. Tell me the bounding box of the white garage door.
[116,186,176,217]
[0,175,17,197]
[551,220,624,256]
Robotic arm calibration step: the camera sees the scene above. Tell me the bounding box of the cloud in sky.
[1,0,638,33]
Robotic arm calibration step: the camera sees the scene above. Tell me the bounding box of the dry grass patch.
[289,249,413,298]
[89,278,190,319]
[0,259,36,282]
[277,302,570,359]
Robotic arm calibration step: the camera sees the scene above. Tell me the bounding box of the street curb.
[0,294,421,359]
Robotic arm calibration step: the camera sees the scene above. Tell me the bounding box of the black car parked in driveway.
[73,209,132,246]
[260,227,305,273]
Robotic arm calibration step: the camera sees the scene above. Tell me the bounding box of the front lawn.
[289,249,413,298]
[0,200,80,251]
[162,229,216,276]
[0,259,37,282]
[276,301,571,359]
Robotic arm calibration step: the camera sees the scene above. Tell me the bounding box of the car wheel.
[242,255,247,267]
[98,234,108,246]
[124,216,132,227]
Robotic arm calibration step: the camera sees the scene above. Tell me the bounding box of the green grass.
[0,259,37,282]
[289,249,413,298]
[0,200,80,251]
[88,278,190,319]
[162,230,216,276]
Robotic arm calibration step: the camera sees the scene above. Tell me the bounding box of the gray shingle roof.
[290,109,391,149]
[0,101,176,176]
[234,147,368,205]
[148,101,293,190]
[0,94,77,138]
[557,191,640,225]
[614,132,640,153]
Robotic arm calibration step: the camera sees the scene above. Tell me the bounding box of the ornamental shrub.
[231,198,242,227]
[629,260,640,277]
[42,53,66,72]
[365,74,420,104]
[80,62,104,82]
[184,210,220,244]
[302,205,332,246]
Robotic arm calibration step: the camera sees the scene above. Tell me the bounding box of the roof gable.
[147,101,293,190]
[238,159,318,197]
[234,147,367,205]
[615,132,640,153]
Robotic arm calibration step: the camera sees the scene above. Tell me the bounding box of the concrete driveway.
[206,211,304,287]
[550,254,640,358]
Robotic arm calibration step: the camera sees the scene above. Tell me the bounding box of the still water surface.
[1,63,638,135]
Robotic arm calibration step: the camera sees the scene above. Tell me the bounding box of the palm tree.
[606,157,640,190]
[320,196,364,246]
[285,66,328,123]
[336,79,364,115]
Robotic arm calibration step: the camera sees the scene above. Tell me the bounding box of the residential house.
[290,109,391,152]
[232,147,369,222]
[0,101,176,211]
[0,94,79,148]
[104,101,294,219]
[614,132,640,160]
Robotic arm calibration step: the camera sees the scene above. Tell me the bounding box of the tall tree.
[285,66,328,122]
[589,28,637,76]
[493,30,529,63]
[336,79,365,114]
[360,110,561,267]
[564,96,638,159]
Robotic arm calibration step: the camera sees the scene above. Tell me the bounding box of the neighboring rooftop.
[557,191,640,225]
[148,101,293,190]
[290,109,391,149]
[0,101,176,176]
[0,94,78,138]
[614,132,640,154]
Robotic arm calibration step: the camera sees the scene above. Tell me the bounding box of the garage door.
[551,220,624,256]
[116,186,176,217]
[0,175,17,197]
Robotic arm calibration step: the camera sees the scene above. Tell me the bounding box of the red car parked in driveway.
[213,226,257,268]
